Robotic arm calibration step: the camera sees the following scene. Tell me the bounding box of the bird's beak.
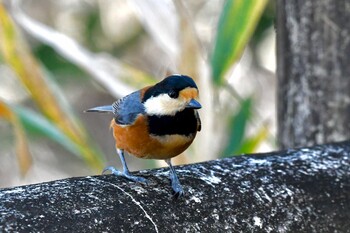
[186,99,201,109]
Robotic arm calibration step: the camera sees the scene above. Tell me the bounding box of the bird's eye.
[168,90,178,98]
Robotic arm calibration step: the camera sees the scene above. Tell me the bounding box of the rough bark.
[277,0,350,149]
[1,141,349,232]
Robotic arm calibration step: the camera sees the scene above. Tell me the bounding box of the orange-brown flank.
[110,115,196,160]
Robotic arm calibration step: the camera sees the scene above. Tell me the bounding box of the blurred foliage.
[0,101,32,175]
[212,0,269,156]
[222,98,252,157]
[211,0,268,85]
[0,0,273,176]
[236,124,269,155]
[34,45,85,79]
[0,3,104,173]
[221,98,270,157]
[14,106,83,157]
[85,7,101,52]
[251,0,276,45]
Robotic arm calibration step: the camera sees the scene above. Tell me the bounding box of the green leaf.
[211,0,268,85]
[222,98,252,157]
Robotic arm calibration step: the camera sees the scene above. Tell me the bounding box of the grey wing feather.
[85,105,113,113]
[112,91,145,125]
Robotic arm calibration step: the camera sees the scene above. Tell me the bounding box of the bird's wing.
[112,91,145,125]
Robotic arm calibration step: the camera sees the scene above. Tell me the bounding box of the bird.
[86,74,201,198]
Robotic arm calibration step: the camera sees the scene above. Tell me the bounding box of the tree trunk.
[1,141,349,232]
[276,0,350,149]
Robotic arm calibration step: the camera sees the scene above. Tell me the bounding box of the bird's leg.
[103,148,148,184]
[165,159,184,198]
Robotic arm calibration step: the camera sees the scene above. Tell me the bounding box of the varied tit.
[86,74,201,198]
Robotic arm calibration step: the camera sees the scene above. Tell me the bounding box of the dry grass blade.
[0,101,32,175]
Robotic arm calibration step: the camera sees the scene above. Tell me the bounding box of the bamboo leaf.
[211,0,268,85]
[0,101,32,175]
[222,98,252,157]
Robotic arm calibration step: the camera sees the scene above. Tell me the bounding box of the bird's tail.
[85,105,113,113]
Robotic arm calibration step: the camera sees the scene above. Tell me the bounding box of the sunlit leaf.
[211,0,268,85]
[0,101,32,175]
[222,98,252,157]
[0,4,104,171]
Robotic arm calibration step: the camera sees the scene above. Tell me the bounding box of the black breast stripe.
[147,109,198,136]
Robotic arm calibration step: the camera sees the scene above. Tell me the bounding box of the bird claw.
[103,166,149,184]
[171,179,184,199]
[172,186,184,200]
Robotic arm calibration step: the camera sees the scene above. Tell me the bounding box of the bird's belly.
[146,134,195,159]
[110,116,195,160]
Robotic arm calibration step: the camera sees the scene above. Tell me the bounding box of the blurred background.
[0,0,276,188]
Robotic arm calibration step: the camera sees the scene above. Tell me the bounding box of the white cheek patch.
[144,94,186,116]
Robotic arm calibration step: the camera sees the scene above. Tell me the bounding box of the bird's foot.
[103,166,148,184]
[171,177,184,199]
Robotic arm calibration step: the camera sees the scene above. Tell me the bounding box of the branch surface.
[1,141,350,232]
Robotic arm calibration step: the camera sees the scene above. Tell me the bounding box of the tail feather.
[85,105,113,113]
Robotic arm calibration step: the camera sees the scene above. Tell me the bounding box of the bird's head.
[142,74,201,116]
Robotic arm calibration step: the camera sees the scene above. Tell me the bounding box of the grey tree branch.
[1,141,349,232]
